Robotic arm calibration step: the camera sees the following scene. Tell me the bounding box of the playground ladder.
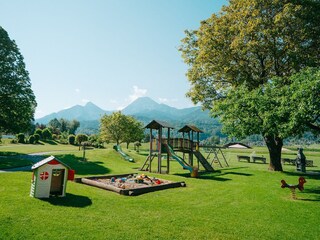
[140,154,156,172]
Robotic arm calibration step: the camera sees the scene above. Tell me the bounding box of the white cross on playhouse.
[30,156,75,198]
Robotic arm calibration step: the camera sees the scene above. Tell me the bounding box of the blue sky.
[0,0,227,118]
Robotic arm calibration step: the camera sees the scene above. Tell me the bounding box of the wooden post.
[167,128,170,174]
[149,128,152,172]
[82,144,86,161]
[190,131,194,166]
[158,127,162,173]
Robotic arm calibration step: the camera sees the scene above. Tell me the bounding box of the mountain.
[35,97,223,139]
[122,97,206,121]
[36,102,111,124]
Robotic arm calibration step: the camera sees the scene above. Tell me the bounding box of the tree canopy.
[47,118,80,135]
[180,0,320,171]
[0,26,37,134]
[100,111,144,147]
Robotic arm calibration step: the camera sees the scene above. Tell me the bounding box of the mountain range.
[35,97,223,138]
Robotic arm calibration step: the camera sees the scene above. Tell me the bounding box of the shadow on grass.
[0,151,19,156]
[283,170,320,180]
[225,171,253,176]
[174,171,228,181]
[300,187,320,201]
[55,154,110,175]
[0,153,43,170]
[40,193,92,208]
[174,167,253,182]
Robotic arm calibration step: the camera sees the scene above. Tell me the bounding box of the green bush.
[68,134,76,145]
[28,135,35,144]
[42,128,52,140]
[34,128,43,139]
[33,134,40,143]
[52,134,58,140]
[16,133,25,143]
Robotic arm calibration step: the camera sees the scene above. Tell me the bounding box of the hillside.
[36,102,111,124]
[35,97,223,139]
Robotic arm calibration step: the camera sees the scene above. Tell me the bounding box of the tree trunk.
[264,135,283,171]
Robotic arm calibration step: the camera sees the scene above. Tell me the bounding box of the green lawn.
[0,142,320,239]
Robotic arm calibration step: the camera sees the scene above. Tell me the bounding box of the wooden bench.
[281,158,313,167]
[281,158,296,165]
[306,160,314,167]
[237,155,250,162]
[252,156,267,164]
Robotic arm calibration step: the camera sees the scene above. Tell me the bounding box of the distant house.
[223,142,251,149]
[30,156,75,198]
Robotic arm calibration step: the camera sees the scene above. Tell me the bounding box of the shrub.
[35,128,43,139]
[42,128,52,140]
[28,135,35,144]
[52,134,58,140]
[68,134,76,145]
[34,134,40,143]
[17,133,25,143]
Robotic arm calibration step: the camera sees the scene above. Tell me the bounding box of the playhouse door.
[50,169,65,195]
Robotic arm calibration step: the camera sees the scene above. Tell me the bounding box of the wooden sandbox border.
[74,173,186,196]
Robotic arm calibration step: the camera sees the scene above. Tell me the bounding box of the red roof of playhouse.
[31,156,71,170]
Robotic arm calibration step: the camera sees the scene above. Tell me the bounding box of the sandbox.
[75,173,186,196]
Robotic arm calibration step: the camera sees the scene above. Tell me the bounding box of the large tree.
[0,26,37,134]
[284,68,320,134]
[180,0,320,171]
[100,111,144,147]
[122,115,144,149]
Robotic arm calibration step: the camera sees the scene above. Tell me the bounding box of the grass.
[1,142,320,239]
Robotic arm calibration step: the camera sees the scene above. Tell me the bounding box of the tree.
[47,118,80,135]
[284,68,320,134]
[180,0,320,171]
[100,111,144,147]
[48,118,61,135]
[122,116,144,149]
[69,119,80,135]
[0,26,37,134]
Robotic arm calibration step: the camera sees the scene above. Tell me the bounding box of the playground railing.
[150,138,193,152]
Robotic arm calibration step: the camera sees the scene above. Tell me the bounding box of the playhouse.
[30,156,75,198]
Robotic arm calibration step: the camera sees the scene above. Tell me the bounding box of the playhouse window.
[52,169,61,177]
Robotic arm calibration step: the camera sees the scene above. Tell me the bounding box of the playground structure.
[140,120,228,176]
[113,145,134,162]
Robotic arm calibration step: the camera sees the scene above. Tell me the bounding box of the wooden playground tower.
[140,120,227,175]
[140,120,174,174]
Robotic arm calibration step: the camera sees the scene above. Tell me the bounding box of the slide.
[113,145,134,162]
[193,151,214,172]
[165,144,194,172]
